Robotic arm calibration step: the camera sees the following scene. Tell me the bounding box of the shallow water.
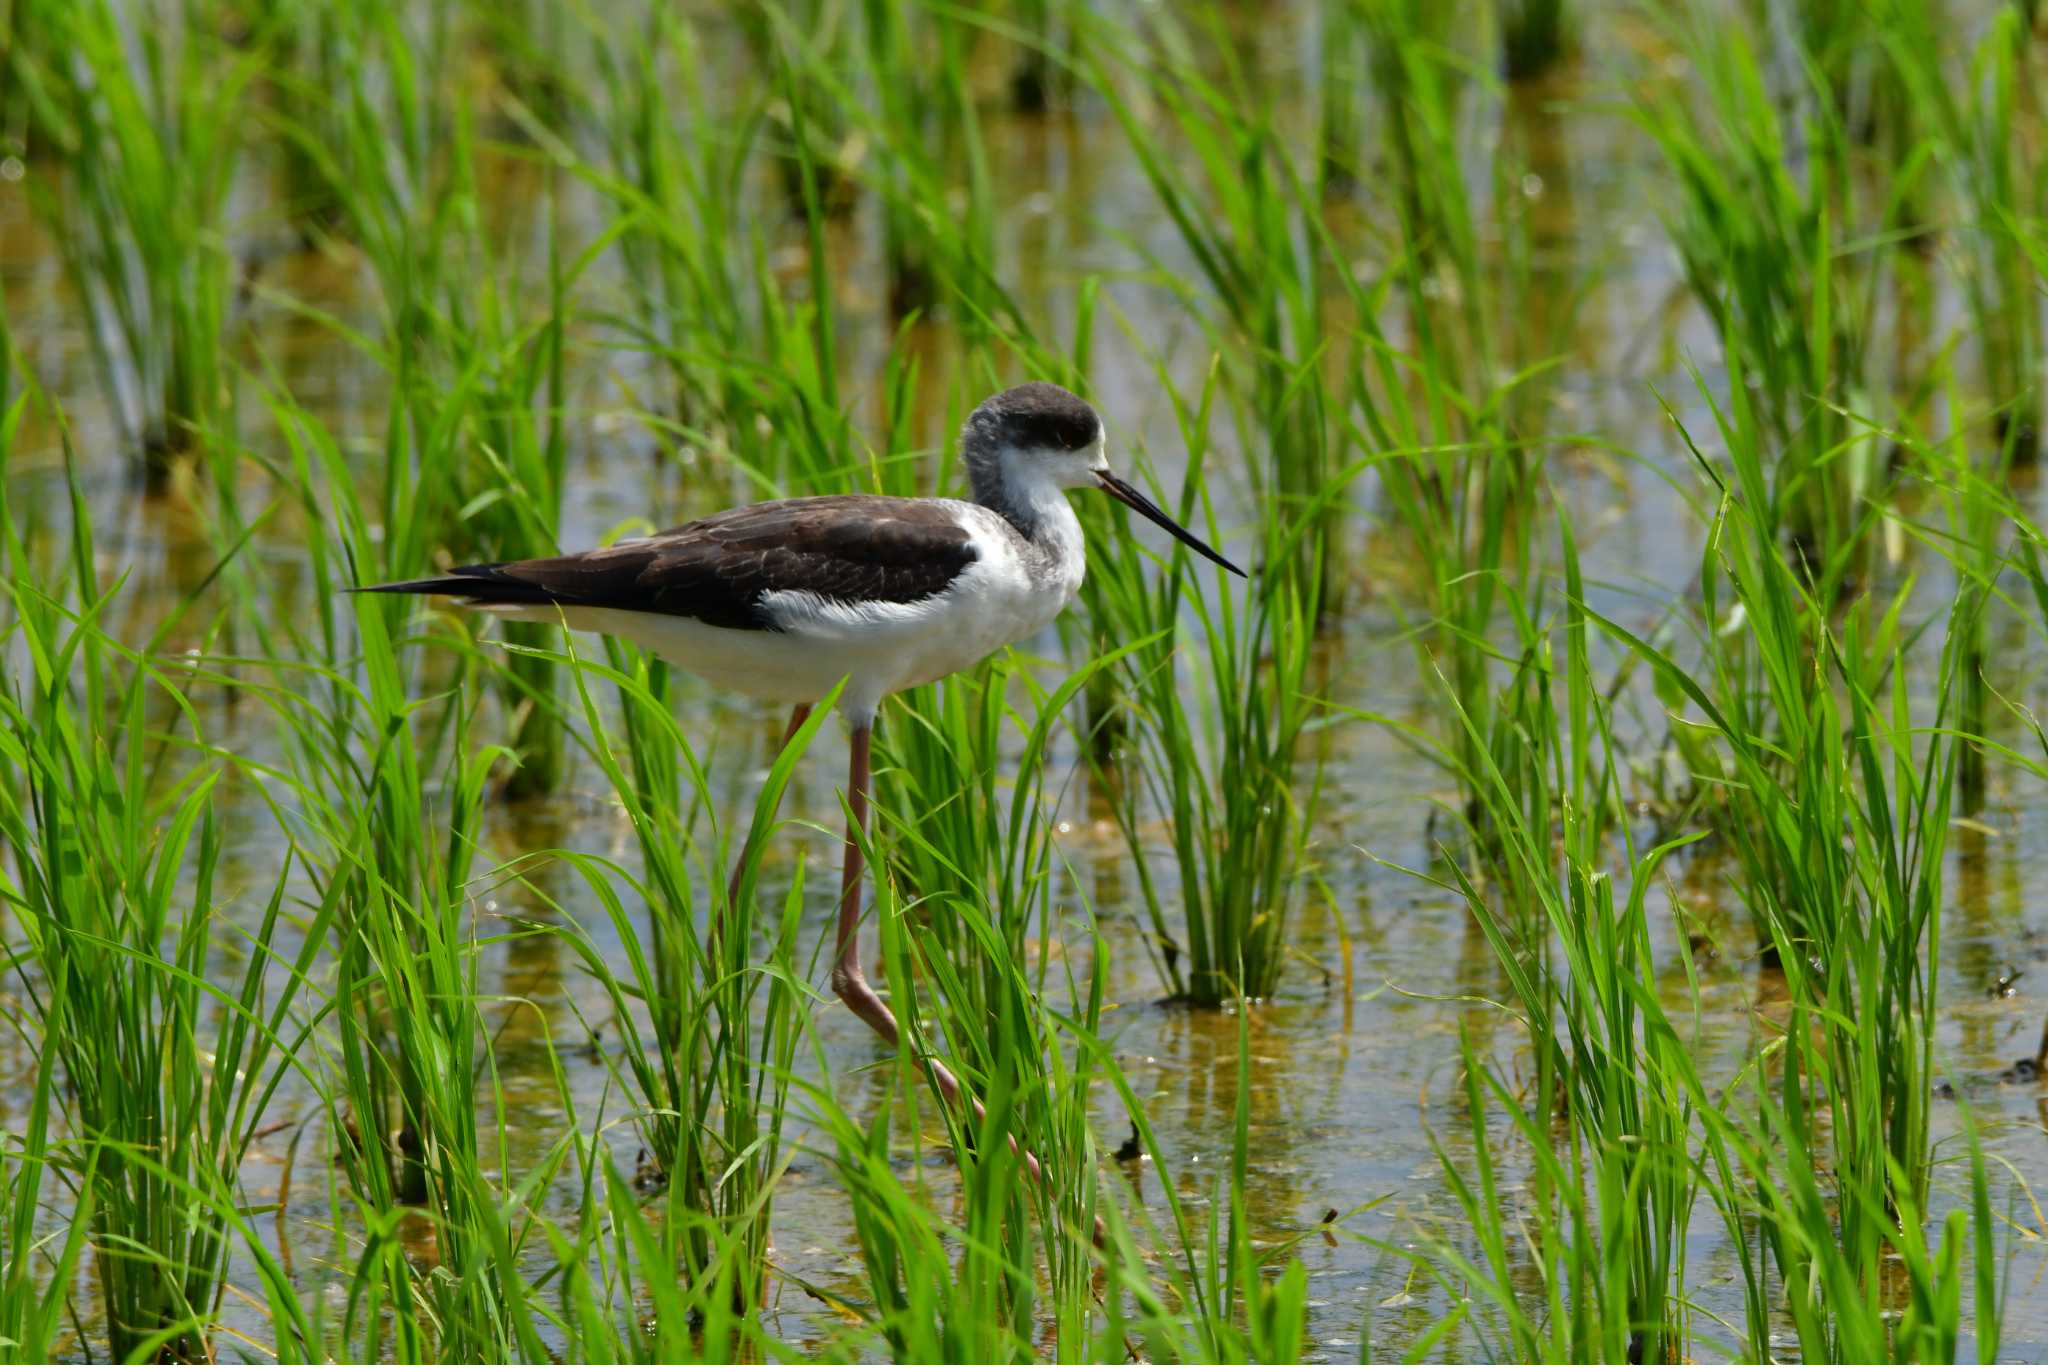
[5,2,2048,1358]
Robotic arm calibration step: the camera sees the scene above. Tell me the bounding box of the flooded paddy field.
[4,0,2048,1359]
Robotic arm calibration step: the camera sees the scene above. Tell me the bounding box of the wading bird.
[358,382,1242,1180]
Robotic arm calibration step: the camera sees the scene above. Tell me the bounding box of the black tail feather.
[347,566,574,607]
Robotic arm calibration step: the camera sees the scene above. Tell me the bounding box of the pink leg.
[829,720,899,1048]
[829,720,1045,1185]
[723,703,813,915]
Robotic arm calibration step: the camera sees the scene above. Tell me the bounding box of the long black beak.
[1095,470,1246,578]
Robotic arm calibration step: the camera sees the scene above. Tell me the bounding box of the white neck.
[1021,476,1085,573]
[972,445,1063,524]
[976,449,1086,589]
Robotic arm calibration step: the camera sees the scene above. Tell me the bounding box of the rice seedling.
[0,413,329,1360]
[558,17,874,503]
[417,172,577,800]
[1084,375,1326,1006]
[1361,0,1478,284]
[1386,461,2005,1359]
[250,397,622,1351]
[782,2,1021,345]
[257,0,354,241]
[0,1053,89,1361]
[1085,5,1345,609]
[582,5,769,435]
[807,965,1322,1360]
[1632,11,1895,590]
[263,16,579,795]
[1653,364,1954,1060]
[1880,4,2041,458]
[1795,0,1895,141]
[243,381,508,1298]
[874,661,1061,1026]
[1899,370,2009,808]
[1424,982,2004,1363]
[470,0,574,131]
[6,0,257,481]
[1609,386,1979,1325]
[1355,512,1692,1360]
[330,600,489,1203]
[856,2,975,319]
[869,645,1149,1285]
[818,905,1098,1356]
[1316,2,1368,196]
[540,633,818,1312]
[1337,0,1581,852]
[1079,1003,1320,1360]
[737,0,859,220]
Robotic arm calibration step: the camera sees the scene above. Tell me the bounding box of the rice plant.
[0,417,326,1359]
[1362,513,1690,1360]
[583,5,768,434]
[264,18,577,794]
[1879,3,2041,458]
[856,2,976,319]
[545,633,816,1311]
[1619,384,1967,1273]
[6,0,256,481]
[1343,0,1578,848]
[875,660,1064,1028]
[568,9,871,502]
[1632,11,1894,590]
[737,0,859,220]
[1085,378,1326,1005]
[1087,4,1345,610]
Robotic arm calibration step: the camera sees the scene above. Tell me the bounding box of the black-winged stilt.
[357,382,1243,1178]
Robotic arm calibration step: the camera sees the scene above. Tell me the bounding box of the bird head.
[961,382,1245,577]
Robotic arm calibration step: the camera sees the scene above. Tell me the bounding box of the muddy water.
[5,3,2048,1359]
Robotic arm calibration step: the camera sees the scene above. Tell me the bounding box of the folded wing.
[354,496,980,632]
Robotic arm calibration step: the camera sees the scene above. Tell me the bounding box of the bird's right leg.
[828,721,1046,1186]
[828,720,897,1046]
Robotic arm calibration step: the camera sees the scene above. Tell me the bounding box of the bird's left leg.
[721,702,814,920]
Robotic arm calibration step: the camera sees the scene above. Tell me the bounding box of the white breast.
[755,500,1083,712]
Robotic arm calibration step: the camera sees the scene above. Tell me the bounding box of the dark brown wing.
[354,496,979,632]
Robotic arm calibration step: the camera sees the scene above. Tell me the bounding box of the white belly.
[547,606,883,704]
[524,568,1067,720]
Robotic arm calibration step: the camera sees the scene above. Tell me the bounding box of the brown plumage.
[354,495,980,632]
